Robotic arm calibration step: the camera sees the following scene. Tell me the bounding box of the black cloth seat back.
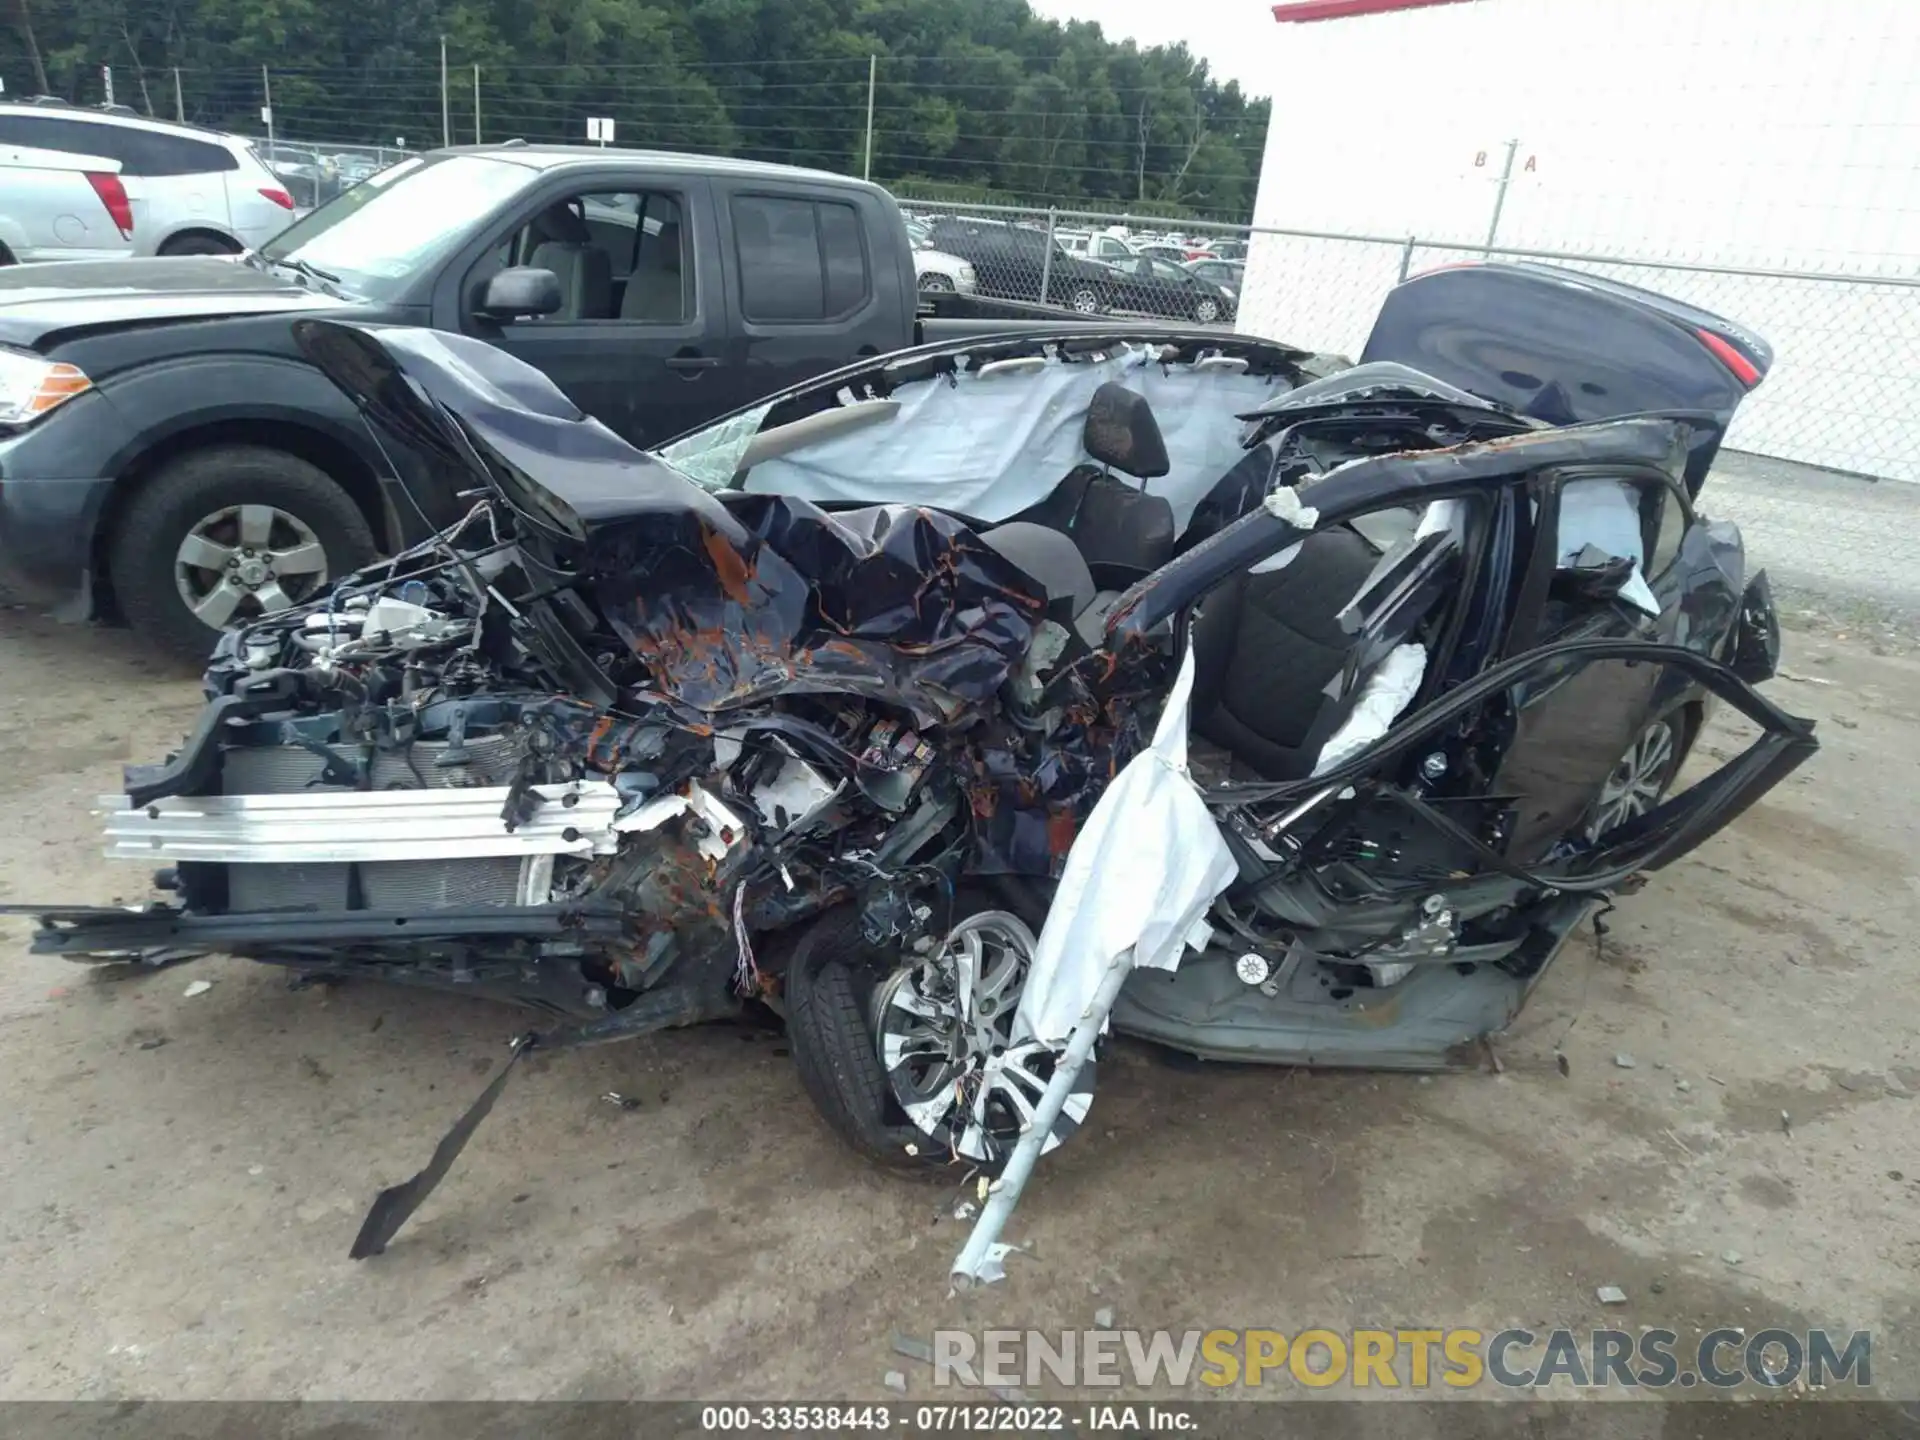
[1013,466,1175,589]
[1189,527,1383,781]
[1006,383,1177,588]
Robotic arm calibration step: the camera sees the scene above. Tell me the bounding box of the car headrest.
[654,222,682,272]
[1083,382,1170,480]
[535,201,592,247]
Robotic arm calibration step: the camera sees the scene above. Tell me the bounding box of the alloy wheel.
[174,504,330,629]
[876,910,1093,1166]
[1587,718,1678,838]
[1194,297,1221,323]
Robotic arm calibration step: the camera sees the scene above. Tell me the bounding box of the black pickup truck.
[0,144,1058,658]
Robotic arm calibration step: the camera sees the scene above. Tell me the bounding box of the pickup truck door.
[442,171,727,449]
[707,180,910,409]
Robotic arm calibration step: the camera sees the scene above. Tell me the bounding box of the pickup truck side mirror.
[477,266,563,322]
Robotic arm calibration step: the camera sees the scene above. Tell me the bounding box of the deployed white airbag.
[742,346,1289,533]
[1013,645,1238,1048]
[1311,643,1427,777]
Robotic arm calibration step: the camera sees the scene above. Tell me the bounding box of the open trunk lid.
[1360,261,1771,494]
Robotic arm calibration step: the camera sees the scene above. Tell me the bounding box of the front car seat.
[1012,382,1177,590]
[1188,527,1385,781]
[528,202,613,320]
[622,220,688,322]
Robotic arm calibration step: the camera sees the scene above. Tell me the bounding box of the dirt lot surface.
[2,544,1918,1412]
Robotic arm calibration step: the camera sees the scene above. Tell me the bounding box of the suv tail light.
[258,186,295,211]
[84,172,134,238]
[1694,327,1762,388]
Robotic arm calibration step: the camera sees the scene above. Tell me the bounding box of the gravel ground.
[2,464,1918,1411]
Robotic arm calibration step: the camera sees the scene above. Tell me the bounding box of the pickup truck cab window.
[458,173,721,449]
[491,189,696,324]
[732,194,872,323]
[261,154,538,299]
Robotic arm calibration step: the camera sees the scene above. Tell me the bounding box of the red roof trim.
[1273,0,1475,23]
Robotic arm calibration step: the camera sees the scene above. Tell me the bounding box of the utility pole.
[1483,137,1520,255]
[472,63,481,144]
[101,65,113,105]
[862,54,877,181]
[261,64,274,163]
[172,66,183,122]
[440,37,451,149]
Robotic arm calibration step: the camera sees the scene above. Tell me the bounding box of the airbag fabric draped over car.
[739,344,1292,532]
[292,320,1047,719]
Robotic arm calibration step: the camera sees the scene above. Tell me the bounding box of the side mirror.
[1550,545,1639,605]
[476,266,562,321]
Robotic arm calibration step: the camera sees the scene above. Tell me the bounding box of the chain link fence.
[898,198,1249,328]
[229,162,1920,483]
[250,137,419,212]
[898,194,1920,484]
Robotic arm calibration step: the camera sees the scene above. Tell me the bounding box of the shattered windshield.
[655,403,774,491]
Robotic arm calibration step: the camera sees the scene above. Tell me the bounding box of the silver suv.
[0,142,137,263]
[0,103,295,257]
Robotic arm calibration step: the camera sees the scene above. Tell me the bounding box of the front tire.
[108,446,377,665]
[785,893,1092,1176]
[918,272,956,293]
[785,909,942,1176]
[1193,296,1223,324]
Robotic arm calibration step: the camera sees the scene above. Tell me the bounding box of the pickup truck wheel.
[918,273,955,293]
[159,233,239,257]
[1067,285,1103,314]
[108,446,377,665]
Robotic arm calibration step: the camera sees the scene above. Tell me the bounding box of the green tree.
[0,0,1272,221]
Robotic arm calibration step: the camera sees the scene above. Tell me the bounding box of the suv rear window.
[0,112,236,175]
[731,194,871,323]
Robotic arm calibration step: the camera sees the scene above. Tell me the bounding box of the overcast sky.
[1025,0,1278,98]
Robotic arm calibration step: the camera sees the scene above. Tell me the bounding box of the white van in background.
[0,143,137,263]
[0,103,294,256]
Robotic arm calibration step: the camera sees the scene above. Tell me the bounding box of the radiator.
[219,735,527,913]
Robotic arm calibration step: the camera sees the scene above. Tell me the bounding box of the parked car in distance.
[0,145,1090,660]
[0,104,295,256]
[914,246,977,294]
[1186,257,1245,291]
[1100,253,1236,323]
[1081,231,1138,264]
[1137,240,1211,266]
[927,215,1118,313]
[0,143,137,264]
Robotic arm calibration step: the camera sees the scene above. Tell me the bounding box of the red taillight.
[1695,327,1762,388]
[258,186,295,211]
[84,171,134,238]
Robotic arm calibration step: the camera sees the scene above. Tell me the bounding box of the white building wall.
[1237,0,1920,480]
